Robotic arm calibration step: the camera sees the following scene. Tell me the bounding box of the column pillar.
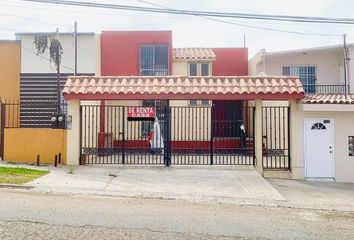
[254,99,263,174]
[66,99,80,165]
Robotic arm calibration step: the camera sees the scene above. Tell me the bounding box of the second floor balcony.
[302,84,350,94]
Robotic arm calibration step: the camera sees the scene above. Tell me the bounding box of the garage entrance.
[80,103,255,165]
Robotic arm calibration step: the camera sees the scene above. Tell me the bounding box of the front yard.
[0,167,49,184]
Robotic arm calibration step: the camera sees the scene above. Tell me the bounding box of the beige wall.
[172,61,188,75]
[292,104,354,183]
[19,34,100,74]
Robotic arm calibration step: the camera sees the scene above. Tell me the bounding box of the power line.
[0,12,70,28]
[135,0,341,37]
[20,0,354,25]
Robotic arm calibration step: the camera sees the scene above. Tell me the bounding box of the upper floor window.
[140,45,169,76]
[282,66,316,93]
[188,62,211,76]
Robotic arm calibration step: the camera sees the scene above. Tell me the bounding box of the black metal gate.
[262,106,290,170]
[80,103,254,165]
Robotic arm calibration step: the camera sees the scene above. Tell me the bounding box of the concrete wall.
[0,40,21,101]
[212,48,248,76]
[291,105,354,183]
[4,128,67,164]
[249,47,354,89]
[172,61,188,75]
[263,49,343,85]
[101,31,173,76]
[19,34,100,74]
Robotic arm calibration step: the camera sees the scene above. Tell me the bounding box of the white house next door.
[304,119,334,179]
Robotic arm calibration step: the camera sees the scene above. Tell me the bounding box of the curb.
[0,184,34,190]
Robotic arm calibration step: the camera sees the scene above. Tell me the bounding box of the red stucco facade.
[212,48,248,76]
[101,31,173,76]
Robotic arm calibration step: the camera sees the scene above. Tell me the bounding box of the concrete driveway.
[21,165,284,202]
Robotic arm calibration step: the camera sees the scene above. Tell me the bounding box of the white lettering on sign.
[128,107,155,118]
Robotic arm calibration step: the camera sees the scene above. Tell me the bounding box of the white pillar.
[66,99,80,165]
[254,99,263,174]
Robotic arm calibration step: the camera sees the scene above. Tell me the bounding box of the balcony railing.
[302,85,350,94]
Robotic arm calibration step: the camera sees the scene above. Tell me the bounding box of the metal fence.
[262,106,290,170]
[0,99,67,128]
[302,84,349,94]
[80,104,255,165]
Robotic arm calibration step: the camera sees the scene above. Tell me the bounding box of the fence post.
[0,102,5,160]
[164,106,171,166]
[36,155,40,166]
[122,107,125,165]
[54,155,58,167]
[210,106,214,165]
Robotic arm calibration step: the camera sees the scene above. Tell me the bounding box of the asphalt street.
[0,189,353,240]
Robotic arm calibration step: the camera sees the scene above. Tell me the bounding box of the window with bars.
[140,45,169,76]
[282,66,316,93]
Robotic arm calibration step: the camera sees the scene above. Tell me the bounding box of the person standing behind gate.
[149,117,164,154]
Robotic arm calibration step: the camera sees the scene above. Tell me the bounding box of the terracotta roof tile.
[173,48,216,60]
[301,94,354,104]
[63,76,304,98]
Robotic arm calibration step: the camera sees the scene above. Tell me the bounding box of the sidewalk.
[1,161,354,212]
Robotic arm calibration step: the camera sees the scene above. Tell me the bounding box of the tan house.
[249,44,354,183]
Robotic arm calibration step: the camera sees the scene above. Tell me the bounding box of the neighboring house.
[249,44,353,94]
[15,32,101,127]
[249,44,354,183]
[0,40,21,101]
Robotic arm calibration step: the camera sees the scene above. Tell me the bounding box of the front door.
[304,119,334,178]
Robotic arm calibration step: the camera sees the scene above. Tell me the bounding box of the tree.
[33,33,63,114]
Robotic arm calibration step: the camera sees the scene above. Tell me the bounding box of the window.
[282,66,316,93]
[189,100,211,106]
[201,63,209,76]
[189,63,197,76]
[311,122,326,130]
[140,45,169,76]
[188,63,211,76]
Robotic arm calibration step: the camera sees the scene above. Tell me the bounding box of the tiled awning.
[301,94,354,104]
[63,76,304,100]
[173,48,216,60]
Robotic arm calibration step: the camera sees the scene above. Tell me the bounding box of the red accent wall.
[212,48,248,76]
[101,31,173,76]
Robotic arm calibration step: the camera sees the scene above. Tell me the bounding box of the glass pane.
[189,100,198,105]
[201,63,209,76]
[189,63,197,76]
[139,45,168,76]
[201,100,210,105]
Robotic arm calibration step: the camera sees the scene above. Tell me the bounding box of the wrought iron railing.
[302,84,350,94]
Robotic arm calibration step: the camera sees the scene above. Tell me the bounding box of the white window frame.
[188,62,212,76]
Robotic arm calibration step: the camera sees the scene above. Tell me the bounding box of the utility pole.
[343,34,348,96]
[74,21,78,76]
[56,28,61,114]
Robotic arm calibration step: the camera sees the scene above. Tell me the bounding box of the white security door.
[304,119,334,178]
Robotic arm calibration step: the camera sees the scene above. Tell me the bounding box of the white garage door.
[304,119,334,179]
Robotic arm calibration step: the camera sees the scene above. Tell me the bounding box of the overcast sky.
[0,0,354,57]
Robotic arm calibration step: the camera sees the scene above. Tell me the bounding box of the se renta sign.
[127,107,156,120]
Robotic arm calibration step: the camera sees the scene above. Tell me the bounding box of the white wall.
[20,34,100,74]
[263,49,344,85]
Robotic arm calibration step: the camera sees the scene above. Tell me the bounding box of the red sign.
[127,107,156,119]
